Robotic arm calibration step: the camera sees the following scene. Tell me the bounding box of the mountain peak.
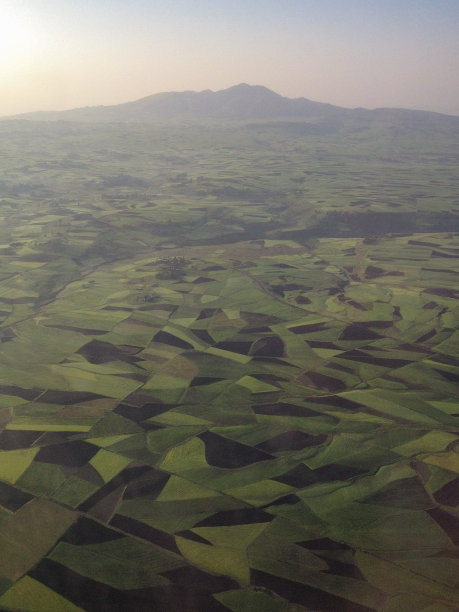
[223,83,281,96]
[3,84,339,122]
[229,82,252,89]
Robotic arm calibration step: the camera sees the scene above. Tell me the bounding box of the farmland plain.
[0,106,458,611]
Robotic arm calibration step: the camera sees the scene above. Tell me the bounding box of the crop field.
[0,118,458,611]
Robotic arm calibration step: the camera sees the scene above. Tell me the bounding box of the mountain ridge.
[2,83,459,125]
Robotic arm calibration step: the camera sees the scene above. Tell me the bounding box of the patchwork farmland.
[0,109,458,610]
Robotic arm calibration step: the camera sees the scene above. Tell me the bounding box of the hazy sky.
[1,0,459,116]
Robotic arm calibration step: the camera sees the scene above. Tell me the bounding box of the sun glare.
[0,5,39,71]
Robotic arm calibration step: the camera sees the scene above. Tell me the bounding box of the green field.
[0,114,458,611]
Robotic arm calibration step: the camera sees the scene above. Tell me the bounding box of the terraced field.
[0,119,458,610]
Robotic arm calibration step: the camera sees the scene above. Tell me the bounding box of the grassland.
[0,116,458,611]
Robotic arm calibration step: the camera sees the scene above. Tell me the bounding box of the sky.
[1,0,459,117]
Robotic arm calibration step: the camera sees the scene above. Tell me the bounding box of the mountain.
[100,83,344,122]
[3,84,344,122]
[3,84,459,130]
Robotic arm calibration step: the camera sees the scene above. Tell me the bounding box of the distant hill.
[3,84,459,130]
[3,84,343,122]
